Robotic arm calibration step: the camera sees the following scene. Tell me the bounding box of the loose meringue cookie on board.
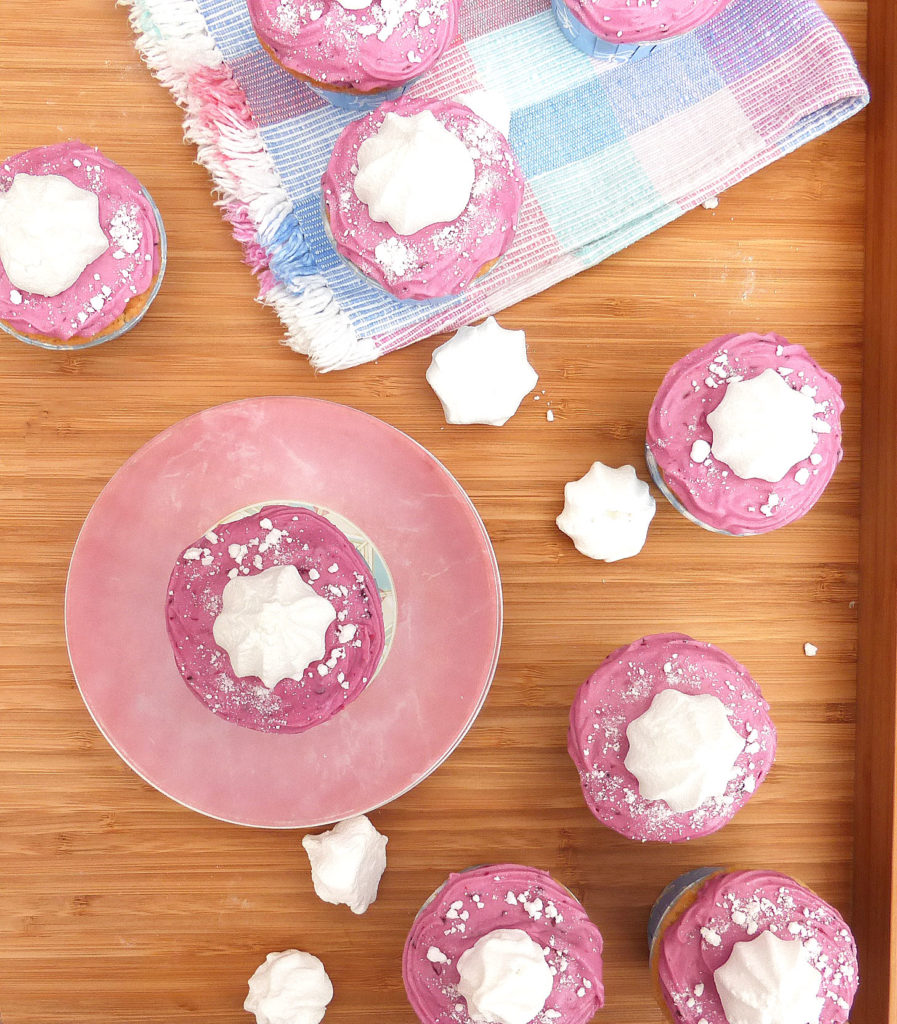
[556,462,656,561]
[426,316,538,426]
[244,950,333,1024]
[302,814,388,915]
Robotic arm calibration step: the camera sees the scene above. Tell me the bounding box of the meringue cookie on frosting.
[244,950,333,1024]
[426,317,538,426]
[354,111,475,236]
[0,173,109,296]
[456,929,554,1024]
[706,368,818,482]
[455,90,512,138]
[557,462,656,562]
[301,814,388,915]
[624,689,745,812]
[714,931,825,1024]
[212,564,336,690]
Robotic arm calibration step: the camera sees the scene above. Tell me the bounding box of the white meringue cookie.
[426,317,538,426]
[455,90,512,138]
[456,929,553,1024]
[302,815,388,915]
[624,689,745,812]
[706,368,818,482]
[354,111,475,236]
[556,462,656,562]
[244,950,333,1024]
[212,564,336,689]
[714,931,825,1024]
[0,173,109,296]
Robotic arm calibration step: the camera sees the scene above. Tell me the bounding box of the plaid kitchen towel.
[123,0,868,371]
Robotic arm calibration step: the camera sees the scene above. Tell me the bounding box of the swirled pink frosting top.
[655,870,858,1024]
[0,142,161,341]
[403,864,604,1024]
[322,97,525,300]
[563,0,734,43]
[568,634,775,842]
[165,505,385,734]
[646,332,844,534]
[247,0,460,92]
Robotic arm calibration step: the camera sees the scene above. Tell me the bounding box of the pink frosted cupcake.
[568,634,775,843]
[247,0,461,111]
[646,332,844,535]
[322,96,525,300]
[166,505,385,734]
[553,0,735,64]
[403,863,605,1024]
[0,141,165,350]
[648,869,859,1024]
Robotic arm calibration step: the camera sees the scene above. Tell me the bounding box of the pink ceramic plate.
[65,397,502,828]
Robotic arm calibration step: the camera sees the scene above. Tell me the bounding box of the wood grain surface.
[0,2,872,1022]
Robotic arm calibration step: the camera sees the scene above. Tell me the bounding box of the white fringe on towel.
[120,0,371,371]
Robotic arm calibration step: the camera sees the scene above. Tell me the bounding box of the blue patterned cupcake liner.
[551,0,661,64]
[306,77,417,113]
[647,867,723,953]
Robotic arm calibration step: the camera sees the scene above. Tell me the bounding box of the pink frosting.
[403,864,605,1024]
[568,634,775,842]
[0,142,161,341]
[247,0,460,92]
[165,505,385,734]
[322,97,525,300]
[646,332,844,535]
[562,0,734,43]
[655,870,858,1024]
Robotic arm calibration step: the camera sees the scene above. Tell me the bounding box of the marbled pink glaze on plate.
[646,333,844,535]
[403,864,605,1024]
[654,870,858,1024]
[65,397,501,828]
[0,141,161,341]
[563,0,733,43]
[322,97,525,300]
[247,0,460,92]
[166,505,384,733]
[568,634,775,842]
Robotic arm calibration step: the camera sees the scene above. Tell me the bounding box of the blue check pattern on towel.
[153,0,868,367]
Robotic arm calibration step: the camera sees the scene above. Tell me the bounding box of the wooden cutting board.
[0,1,874,1021]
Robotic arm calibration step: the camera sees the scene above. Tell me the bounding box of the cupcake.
[553,0,734,64]
[165,504,385,733]
[568,634,775,842]
[321,96,525,300]
[0,141,165,350]
[247,0,461,111]
[646,332,844,535]
[403,863,605,1024]
[649,868,859,1024]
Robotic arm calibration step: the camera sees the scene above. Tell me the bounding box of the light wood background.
[0,2,870,1021]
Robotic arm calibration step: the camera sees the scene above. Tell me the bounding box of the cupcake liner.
[647,867,723,952]
[0,185,167,352]
[306,77,417,113]
[551,0,662,63]
[645,446,746,537]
